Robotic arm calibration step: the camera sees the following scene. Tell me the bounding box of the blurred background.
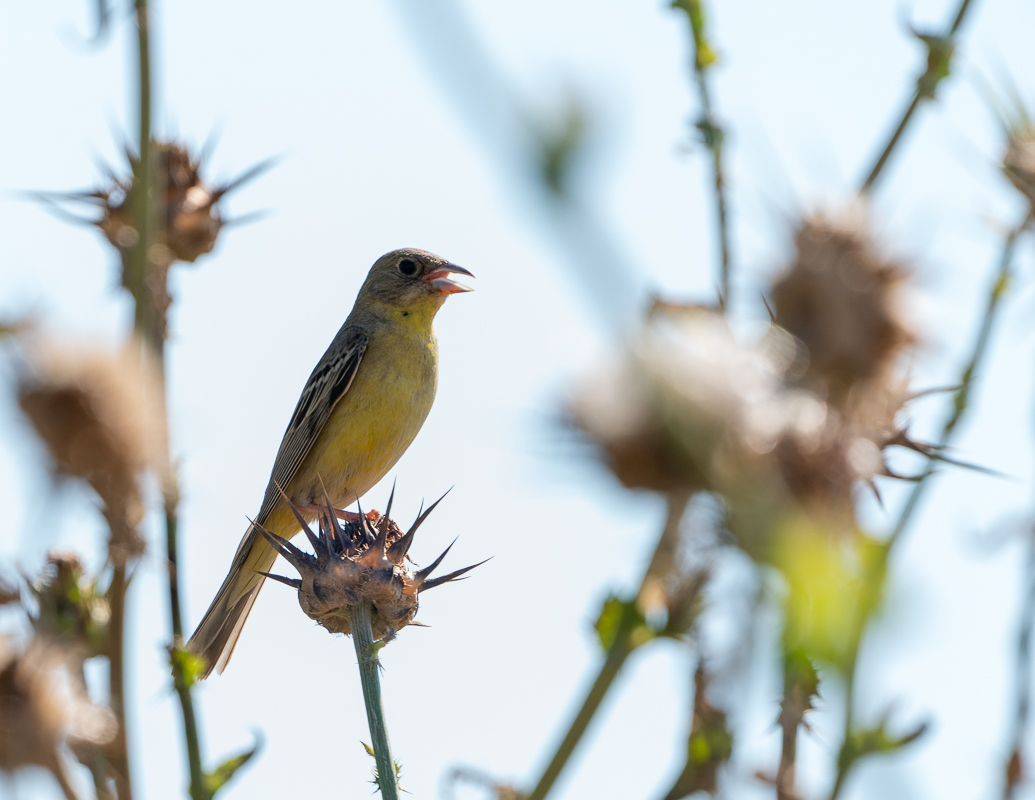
[2,1,1035,798]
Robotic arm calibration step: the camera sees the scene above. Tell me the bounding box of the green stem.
[166,500,208,800]
[678,0,731,310]
[107,561,133,800]
[349,602,399,800]
[128,3,208,796]
[130,0,154,342]
[859,0,978,194]
[829,213,1029,800]
[525,492,690,800]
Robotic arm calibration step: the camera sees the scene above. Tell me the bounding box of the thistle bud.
[258,491,485,640]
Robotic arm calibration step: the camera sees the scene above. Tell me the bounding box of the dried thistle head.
[18,339,162,562]
[93,141,263,265]
[0,639,117,783]
[258,490,485,640]
[568,307,786,495]
[38,140,272,343]
[771,206,914,413]
[29,551,110,660]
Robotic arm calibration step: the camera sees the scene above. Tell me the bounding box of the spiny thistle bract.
[256,488,485,640]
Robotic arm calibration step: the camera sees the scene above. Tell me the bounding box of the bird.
[188,248,473,677]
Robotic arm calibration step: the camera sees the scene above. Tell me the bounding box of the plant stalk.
[525,492,690,800]
[129,2,209,796]
[349,602,399,800]
[676,0,731,311]
[107,562,132,800]
[130,0,154,344]
[859,0,978,194]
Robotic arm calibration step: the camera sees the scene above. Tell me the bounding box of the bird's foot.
[299,503,379,523]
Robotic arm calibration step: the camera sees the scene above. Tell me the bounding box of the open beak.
[423,262,474,295]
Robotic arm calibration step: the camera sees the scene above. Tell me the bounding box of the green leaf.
[532,99,587,196]
[839,714,927,775]
[204,736,263,797]
[169,642,208,690]
[593,595,655,653]
[913,29,955,100]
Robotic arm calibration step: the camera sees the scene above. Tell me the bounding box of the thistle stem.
[525,492,690,800]
[107,562,132,800]
[828,213,1029,800]
[166,499,207,800]
[127,2,208,795]
[130,0,154,343]
[858,0,978,194]
[349,602,399,800]
[676,0,731,311]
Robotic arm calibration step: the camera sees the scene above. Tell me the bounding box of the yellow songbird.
[188,248,473,677]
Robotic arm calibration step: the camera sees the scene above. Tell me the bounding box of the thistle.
[771,204,914,414]
[18,338,162,564]
[255,487,485,640]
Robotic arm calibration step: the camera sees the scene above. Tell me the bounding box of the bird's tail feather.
[188,523,277,678]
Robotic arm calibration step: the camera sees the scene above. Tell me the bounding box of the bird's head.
[359,248,473,312]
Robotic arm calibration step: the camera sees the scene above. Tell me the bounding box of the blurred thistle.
[34,140,272,342]
[257,489,485,640]
[29,551,110,662]
[0,638,117,800]
[771,206,914,413]
[17,338,163,563]
[569,305,866,549]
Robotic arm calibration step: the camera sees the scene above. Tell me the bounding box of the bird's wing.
[255,324,370,524]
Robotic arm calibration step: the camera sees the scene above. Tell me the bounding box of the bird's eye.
[398,258,417,276]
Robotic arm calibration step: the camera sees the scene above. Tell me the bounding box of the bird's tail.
[188,522,278,678]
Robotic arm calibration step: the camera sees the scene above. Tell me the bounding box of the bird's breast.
[294,330,438,509]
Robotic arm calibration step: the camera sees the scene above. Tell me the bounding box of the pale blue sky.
[2,1,1035,799]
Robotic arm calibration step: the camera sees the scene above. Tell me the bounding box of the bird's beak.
[423,263,474,295]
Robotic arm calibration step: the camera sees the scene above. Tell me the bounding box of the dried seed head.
[96,142,227,265]
[260,493,484,641]
[41,140,272,343]
[1004,122,1035,210]
[18,339,162,563]
[570,307,825,494]
[0,639,117,781]
[771,206,914,413]
[29,551,110,660]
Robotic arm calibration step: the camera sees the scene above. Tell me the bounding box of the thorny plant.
[4,1,1035,800]
[417,0,1035,799]
[2,1,267,798]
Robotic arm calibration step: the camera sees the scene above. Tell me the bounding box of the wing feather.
[255,325,369,524]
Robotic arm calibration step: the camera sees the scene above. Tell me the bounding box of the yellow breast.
[288,316,439,512]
